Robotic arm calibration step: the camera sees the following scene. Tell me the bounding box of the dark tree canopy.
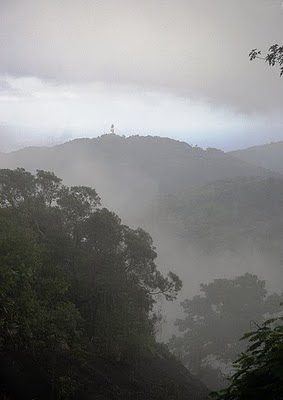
[0,168,182,399]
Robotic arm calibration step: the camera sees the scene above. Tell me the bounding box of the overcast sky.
[0,0,282,150]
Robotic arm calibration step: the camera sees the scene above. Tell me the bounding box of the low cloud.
[0,0,282,112]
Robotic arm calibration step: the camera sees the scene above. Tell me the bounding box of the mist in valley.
[1,135,282,340]
[0,1,283,399]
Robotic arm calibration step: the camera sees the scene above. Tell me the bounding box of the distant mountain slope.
[230,141,283,175]
[0,135,276,225]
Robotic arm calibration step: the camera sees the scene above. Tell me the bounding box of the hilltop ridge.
[0,133,276,194]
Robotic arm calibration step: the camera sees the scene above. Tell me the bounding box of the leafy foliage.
[212,316,283,399]
[0,168,182,399]
[169,274,283,390]
[249,44,283,76]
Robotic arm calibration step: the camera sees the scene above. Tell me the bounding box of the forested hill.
[0,134,277,226]
[0,168,208,400]
[0,134,276,194]
[230,141,283,175]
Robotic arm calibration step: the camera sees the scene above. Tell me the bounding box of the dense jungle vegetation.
[0,168,210,400]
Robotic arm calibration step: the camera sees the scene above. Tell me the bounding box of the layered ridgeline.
[0,135,280,253]
[0,168,208,400]
[0,134,276,226]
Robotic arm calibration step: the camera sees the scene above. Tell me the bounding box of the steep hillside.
[230,141,283,174]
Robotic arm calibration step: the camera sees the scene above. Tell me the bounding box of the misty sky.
[0,0,283,150]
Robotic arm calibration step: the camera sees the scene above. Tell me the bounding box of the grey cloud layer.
[0,0,283,111]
